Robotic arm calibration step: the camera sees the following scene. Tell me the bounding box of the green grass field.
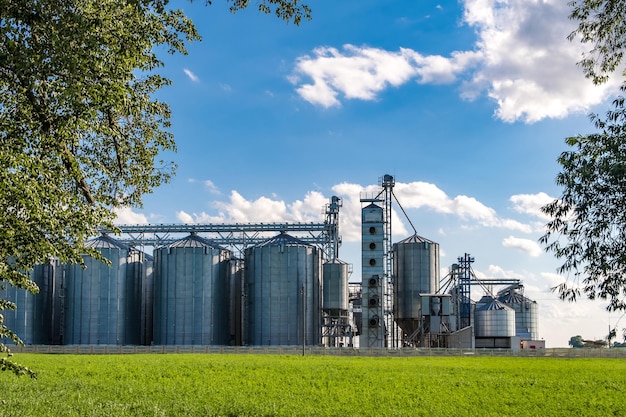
[1,353,625,416]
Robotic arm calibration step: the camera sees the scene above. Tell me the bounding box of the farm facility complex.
[2,175,543,350]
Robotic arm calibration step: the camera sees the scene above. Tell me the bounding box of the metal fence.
[13,345,626,358]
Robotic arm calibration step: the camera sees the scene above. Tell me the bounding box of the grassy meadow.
[1,353,625,416]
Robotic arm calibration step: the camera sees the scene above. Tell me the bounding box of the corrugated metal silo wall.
[499,296,539,340]
[152,246,230,345]
[474,308,515,337]
[229,258,244,346]
[393,240,439,320]
[0,261,57,345]
[245,244,321,346]
[322,261,349,313]
[64,248,142,345]
[139,254,154,346]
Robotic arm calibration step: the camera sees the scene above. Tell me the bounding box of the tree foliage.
[568,0,626,85]
[541,98,626,310]
[0,0,309,376]
[542,2,626,311]
[226,0,311,25]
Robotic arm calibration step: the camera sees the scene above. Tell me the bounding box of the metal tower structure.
[324,196,342,262]
[457,253,474,329]
[359,174,396,348]
[381,175,397,348]
[360,198,386,348]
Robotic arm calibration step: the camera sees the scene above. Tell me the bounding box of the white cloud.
[486,264,525,280]
[290,0,619,122]
[173,180,536,243]
[540,272,567,290]
[392,181,531,232]
[204,180,220,195]
[176,190,326,225]
[502,235,542,257]
[176,210,195,224]
[510,192,554,220]
[183,68,199,83]
[113,207,149,225]
[291,45,480,108]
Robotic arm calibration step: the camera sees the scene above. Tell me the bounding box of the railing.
[13,345,626,358]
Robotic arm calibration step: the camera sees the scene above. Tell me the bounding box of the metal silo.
[497,288,539,340]
[153,233,231,345]
[0,260,59,345]
[474,296,515,338]
[64,235,143,345]
[322,259,351,347]
[245,232,322,346]
[323,259,349,314]
[393,234,440,339]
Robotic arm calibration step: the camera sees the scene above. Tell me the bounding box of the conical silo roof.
[166,233,224,250]
[396,234,437,245]
[477,297,513,311]
[85,234,130,250]
[255,232,310,247]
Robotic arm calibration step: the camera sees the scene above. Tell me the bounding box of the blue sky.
[115,0,626,347]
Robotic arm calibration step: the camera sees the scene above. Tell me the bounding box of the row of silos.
[2,231,349,347]
[0,261,61,345]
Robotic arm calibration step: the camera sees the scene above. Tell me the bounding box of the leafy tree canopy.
[0,0,309,377]
[542,2,626,312]
[541,98,626,311]
[569,0,626,85]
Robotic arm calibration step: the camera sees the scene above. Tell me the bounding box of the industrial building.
[1,175,542,350]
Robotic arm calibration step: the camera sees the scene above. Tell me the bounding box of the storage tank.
[474,296,515,337]
[64,235,143,345]
[245,232,322,346]
[153,233,231,345]
[0,260,59,345]
[322,259,349,315]
[498,289,539,339]
[393,234,440,337]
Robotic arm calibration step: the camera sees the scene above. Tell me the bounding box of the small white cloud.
[220,83,233,92]
[502,235,542,257]
[113,207,149,225]
[540,272,568,290]
[204,180,220,195]
[486,264,524,280]
[510,192,555,220]
[183,68,199,83]
[176,211,195,224]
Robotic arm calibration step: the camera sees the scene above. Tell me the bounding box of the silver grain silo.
[497,288,539,340]
[0,260,59,345]
[322,259,351,347]
[245,232,322,346]
[153,233,231,345]
[64,235,143,345]
[474,296,515,338]
[393,234,440,339]
[322,259,349,314]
